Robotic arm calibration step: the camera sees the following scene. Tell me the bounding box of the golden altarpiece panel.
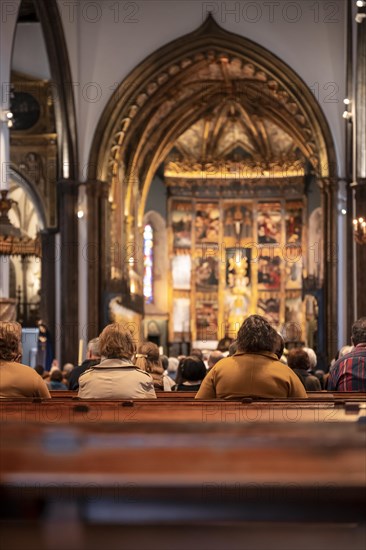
[167,169,307,346]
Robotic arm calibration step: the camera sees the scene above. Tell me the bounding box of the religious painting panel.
[195,202,220,243]
[173,295,191,339]
[257,202,281,244]
[224,293,251,335]
[284,245,303,289]
[171,202,192,248]
[195,255,219,291]
[195,293,218,341]
[225,247,251,288]
[285,291,304,343]
[257,254,281,290]
[172,253,191,290]
[223,203,252,241]
[257,292,281,327]
[285,201,303,244]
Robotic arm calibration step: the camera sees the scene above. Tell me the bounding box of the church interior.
[0,1,366,548]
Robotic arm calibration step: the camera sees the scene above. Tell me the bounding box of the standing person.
[328,317,366,391]
[68,338,101,390]
[196,315,307,399]
[0,321,51,398]
[78,324,156,399]
[135,342,175,391]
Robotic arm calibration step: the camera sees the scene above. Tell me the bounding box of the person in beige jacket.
[78,323,156,399]
[196,315,307,399]
[0,321,51,399]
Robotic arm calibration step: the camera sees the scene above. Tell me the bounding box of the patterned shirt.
[328,344,366,391]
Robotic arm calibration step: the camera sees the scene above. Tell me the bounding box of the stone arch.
[88,15,338,359]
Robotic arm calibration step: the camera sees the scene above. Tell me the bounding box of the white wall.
[12,22,51,79]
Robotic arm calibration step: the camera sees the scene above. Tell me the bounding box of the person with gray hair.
[68,337,101,390]
[207,350,224,371]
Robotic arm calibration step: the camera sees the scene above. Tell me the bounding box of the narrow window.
[143,224,153,303]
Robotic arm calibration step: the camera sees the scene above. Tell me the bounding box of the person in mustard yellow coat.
[0,321,51,399]
[196,315,307,400]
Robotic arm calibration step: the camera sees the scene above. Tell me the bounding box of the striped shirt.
[328,344,366,391]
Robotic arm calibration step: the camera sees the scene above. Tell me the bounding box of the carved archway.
[88,15,338,360]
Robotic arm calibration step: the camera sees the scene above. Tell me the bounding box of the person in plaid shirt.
[328,317,366,391]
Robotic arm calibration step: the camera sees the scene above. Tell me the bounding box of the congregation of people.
[0,315,365,399]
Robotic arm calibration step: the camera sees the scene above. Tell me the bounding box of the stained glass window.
[143,224,153,303]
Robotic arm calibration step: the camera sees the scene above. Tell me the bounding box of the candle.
[78,339,83,365]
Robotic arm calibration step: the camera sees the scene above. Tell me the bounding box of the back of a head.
[180,356,206,382]
[87,337,101,359]
[50,370,63,382]
[99,323,136,360]
[0,321,22,361]
[237,315,277,353]
[135,341,161,371]
[274,332,285,360]
[190,348,203,360]
[167,357,179,373]
[208,350,224,368]
[303,347,317,369]
[287,348,310,371]
[351,317,366,346]
[228,340,238,356]
[339,345,353,358]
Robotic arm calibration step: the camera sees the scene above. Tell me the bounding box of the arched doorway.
[88,15,338,363]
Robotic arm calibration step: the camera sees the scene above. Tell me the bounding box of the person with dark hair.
[78,324,156,399]
[48,369,68,390]
[328,317,366,391]
[135,342,175,391]
[195,315,306,399]
[0,322,51,398]
[228,340,238,356]
[287,349,321,391]
[68,338,101,390]
[190,348,203,360]
[273,332,285,360]
[34,364,44,377]
[174,356,207,392]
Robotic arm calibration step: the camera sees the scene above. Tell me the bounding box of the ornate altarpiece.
[167,165,307,346]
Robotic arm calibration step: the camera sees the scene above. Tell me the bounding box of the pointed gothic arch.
[87,15,338,359]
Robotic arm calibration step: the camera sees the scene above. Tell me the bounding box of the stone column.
[58,180,79,365]
[40,229,57,340]
[354,12,366,318]
[320,177,338,362]
[85,180,108,341]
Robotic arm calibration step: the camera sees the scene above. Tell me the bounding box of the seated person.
[68,337,101,390]
[0,321,51,398]
[287,348,321,391]
[328,317,366,391]
[174,356,207,392]
[195,315,307,399]
[78,323,156,399]
[134,342,175,391]
[48,369,68,390]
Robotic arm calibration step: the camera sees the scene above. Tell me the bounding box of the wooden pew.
[1,406,365,549]
[49,390,366,400]
[1,398,365,424]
